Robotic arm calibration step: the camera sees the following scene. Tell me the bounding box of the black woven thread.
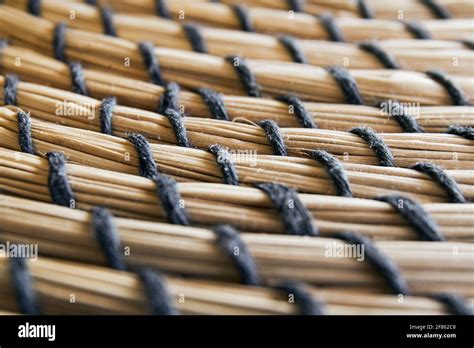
[379,100,424,133]
[98,5,118,37]
[155,174,190,226]
[433,293,473,315]
[359,41,400,69]
[10,257,41,315]
[287,0,304,12]
[318,13,345,42]
[447,125,474,140]
[403,21,432,39]
[0,39,8,54]
[91,206,127,271]
[47,152,75,207]
[309,150,352,197]
[225,55,262,97]
[68,61,89,96]
[197,88,229,121]
[155,0,172,19]
[127,133,190,225]
[335,231,410,295]
[357,0,374,19]
[84,153,176,313]
[421,0,451,19]
[183,23,208,53]
[137,268,178,315]
[412,163,467,203]
[232,5,254,32]
[27,0,41,16]
[426,69,471,106]
[209,144,239,185]
[163,108,192,147]
[260,120,288,156]
[275,280,325,315]
[277,95,316,128]
[53,22,67,62]
[350,127,395,167]
[90,204,178,314]
[461,39,474,50]
[376,195,445,241]
[158,82,180,114]
[17,111,35,155]
[138,41,166,86]
[326,66,364,105]
[4,74,18,106]
[127,133,159,179]
[99,96,116,135]
[278,35,308,64]
[255,182,317,236]
[213,224,261,285]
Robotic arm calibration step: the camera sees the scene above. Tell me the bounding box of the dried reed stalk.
[0,256,469,314]
[4,1,473,74]
[0,0,471,319]
[3,45,474,132]
[3,110,474,203]
[1,91,473,171]
[1,194,473,296]
[43,0,474,41]
[2,147,473,240]
[205,0,474,20]
[1,6,473,105]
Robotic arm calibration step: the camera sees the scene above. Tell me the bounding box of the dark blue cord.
[91,206,127,270]
[10,257,41,315]
[255,182,317,236]
[376,195,445,241]
[46,152,75,208]
[17,111,35,155]
[309,150,352,197]
[335,231,410,295]
[350,127,395,167]
[209,144,239,185]
[4,74,19,106]
[213,224,261,285]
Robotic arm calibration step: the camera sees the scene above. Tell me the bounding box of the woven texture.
[0,0,472,317]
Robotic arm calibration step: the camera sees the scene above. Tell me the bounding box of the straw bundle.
[1,256,471,315]
[2,1,473,74]
[2,45,474,132]
[0,1,472,318]
[66,0,474,21]
[200,0,474,20]
[4,97,474,173]
[2,146,474,239]
[1,195,473,295]
[2,120,473,204]
[34,0,474,41]
[1,6,473,105]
